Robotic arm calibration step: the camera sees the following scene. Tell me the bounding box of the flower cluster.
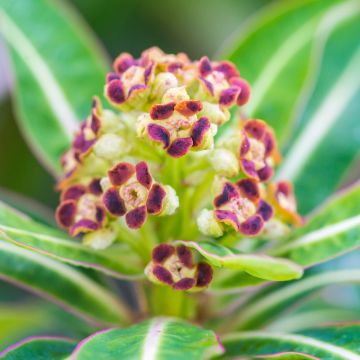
[146,244,213,291]
[55,47,302,292]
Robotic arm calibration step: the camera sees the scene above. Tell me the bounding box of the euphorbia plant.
[1,0,360,359]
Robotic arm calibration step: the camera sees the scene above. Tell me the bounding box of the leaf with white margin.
[69,318,223,360]
[0,201,144,279]
[0,0,109,175]
[272,182,360,267]
[0,240,130,326]
[175,241,303,281]
[219,325,360,360]
[0,336,76,360]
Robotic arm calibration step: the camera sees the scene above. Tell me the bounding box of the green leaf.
[0,0,109,175]
[231,269,360,330]
[0,201,144,279]
[0,336,76,360]
[273,183,360,267]
[218,0,346,141]
[256,353,317,360]
[0,240,130,326]
[70,318,223,360]
[276,11,360,213]
[176,241,303,281]
[220,325,360,360]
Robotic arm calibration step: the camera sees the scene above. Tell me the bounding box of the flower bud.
[197,209,224,237]
[94,133,128,160]
[209,149,239,177]
[83,228,116,250]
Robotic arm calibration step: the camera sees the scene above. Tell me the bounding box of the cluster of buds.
[146,244,213,291]
[55,47,302,292]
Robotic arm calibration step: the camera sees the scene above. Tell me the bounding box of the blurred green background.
[0,0,269,210]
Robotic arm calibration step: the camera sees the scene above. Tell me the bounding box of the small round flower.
[101,161,179,229]
[56,178,106,236]
[145,243,213,291]
[199,179,273,237]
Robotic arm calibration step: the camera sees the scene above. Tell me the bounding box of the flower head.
[145,243,213,291]
[101,161,178,229]
[56,178,106,236]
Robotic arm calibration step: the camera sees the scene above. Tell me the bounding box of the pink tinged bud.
[56,200,76,228]
[61,185,86,201]
[153,265,174,285]
[146,184,166,215]
[214,61,239,79]
[102,188,126,216]
[106,72,121,82]
[198,56,212,77]
[257,200,273,221]
[236,179,260,202]
[239,214,264,236]
[263,132,275,156]
[219,87,240,107]
[175,100,203,116]
[240,159,258,179]
[152,244,175,263]
[244,119,267,140]
[199,77,215,96]
[167,61,183,73]
[176,245,193,268]
[125,205,147,229]
[214,210,241,231]
[230,77,250,106]
[128,84,148,99]
[106,79,126,104]
[173,278,195,291]
[258,164,273,182]
[150,102,176,120]
[136,161,153,189]
[72,132,95,154]
[167,137,193,158]
[70,219,99,237]
[196,262,213,287]
[144,63,154,84]
[240,136,250,156]
[214,182,239,208]
[147,124,171,149]
[191,117,211,147]
[88,178,103,195]
[113,52,135,73]
[108,162,135,186]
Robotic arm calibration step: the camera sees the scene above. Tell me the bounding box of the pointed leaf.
[176,241,303,281]
[70,318,223,360]
[0,240,130,326]
[0,0,109,175]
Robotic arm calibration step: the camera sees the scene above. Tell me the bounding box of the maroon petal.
[167,61,183,73]
[239,215,264,236]
[125,206,147,229]
[102,188,126,216]
[73,132,95,154]
[106,72,121,82]
[236,179,260,201]
[176,245,193,268]
[144,63,154,84]
[175,100,203,116]
[214,210,240,231]
[258,165,273,182]
[191,117,211,148]
[147,124,171,149]
[152,244,175,264]
[214,182,238,208]
[108,162,135,186]
[263,132,276,156]
[136,161,153,189]
[244,120,267,140]
[70,219,99,236]
[214,61,239,79]
[196,262,213,287]
[153,265,174,285]
[240,135,250,156]
[173,278,195,291]
[167,138,193,158]
[128,84,148,99]
[105,79,126,104]
[199,77,214,96]
[240,159,258,179]
[150,102,176,120]
[219,87,240,107]
[61,185,86,201]
[146,184,166,215]
[113,53,135,73]
[88,178,102,195]
[95,206,106,224]
[198,56,212,76]
[230,77,251,106]
[257,200,273,221]
[277,181,292,197]
[56,200,76,228]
